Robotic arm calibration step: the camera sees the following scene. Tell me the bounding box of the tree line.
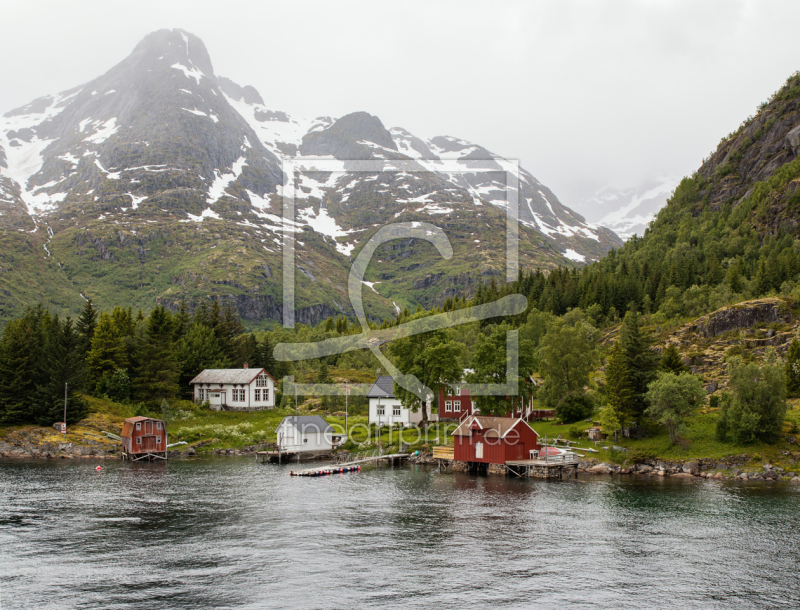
[0,300,284,425]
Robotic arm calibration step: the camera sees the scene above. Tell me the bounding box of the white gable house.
[190,365,276,411]
[367,376,436,427]
[275,416,344,453]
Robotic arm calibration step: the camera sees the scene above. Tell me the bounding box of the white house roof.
[189,368,268,385]
[277,416,333,434]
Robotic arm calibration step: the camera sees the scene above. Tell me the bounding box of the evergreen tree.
[86,312,128,385]
[175,323,229,389]
[254,335,279,377]
[0,307,51,423]
[317,361,331,385]
[618,311,660,419]
[602,341,636,430]
[172,301,191,342]
[132,306,179,405]
[33,317,88,425]
[75,299,98,362]
[660,343,689,374]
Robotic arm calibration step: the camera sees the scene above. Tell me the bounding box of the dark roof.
[277,415,333,434]
[189,368,271,385]
[452,415,526,438]
[367,375,395,398]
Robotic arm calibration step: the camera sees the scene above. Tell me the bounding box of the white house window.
[304,438,308,443]
[135,422,141,430]
[453,386,460,395]
[254,389,261,401]
[445,401,453,412]
[454,401,461,412]
[393,406,401,416]
[256,375,268,387]
[377,406,385,415]
[263,389,269,402]
[233,389,245,402]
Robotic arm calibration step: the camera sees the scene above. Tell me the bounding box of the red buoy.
[95,466,102,471]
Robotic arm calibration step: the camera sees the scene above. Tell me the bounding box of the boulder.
[636,464,654,474]
[587,463,614,474]
[611,445,629,453]
[682,461,700,475]
[790,477,800,485]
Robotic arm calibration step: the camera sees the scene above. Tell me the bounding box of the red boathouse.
[121,416,167,461]
[452,415,541,467]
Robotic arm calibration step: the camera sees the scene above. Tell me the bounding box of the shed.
[121,416,167,461]
[452,415,540,465]
[275,416,343,454]
[587,427,606,441]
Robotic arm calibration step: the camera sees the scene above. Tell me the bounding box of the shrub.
[555,391,595,424]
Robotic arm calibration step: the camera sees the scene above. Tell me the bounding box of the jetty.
[291,452,411,477]
[505,453,580,479]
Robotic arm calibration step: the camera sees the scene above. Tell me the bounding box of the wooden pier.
[292,453,410,477]
[505,455,580,479]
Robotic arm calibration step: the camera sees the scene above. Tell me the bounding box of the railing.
[540,453,580,465]
[432,446,454,460]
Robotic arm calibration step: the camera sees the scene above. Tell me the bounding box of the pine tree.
[660,343,689,374]
[175,323,229,389]
[603,341,636,431]
[76,299,98,361]
[172,300,191,342]
[132,306,179,405]
[33,317,87,425]
[0,308,51,423]
[618,311,660,420]
[86,312,128,384]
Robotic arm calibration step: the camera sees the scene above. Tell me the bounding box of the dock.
[505,455,579,479]
[292,453,411,477]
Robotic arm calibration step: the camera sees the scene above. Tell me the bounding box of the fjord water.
[1,458,798,609]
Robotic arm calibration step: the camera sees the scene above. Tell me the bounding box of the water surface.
[1,457,798,609]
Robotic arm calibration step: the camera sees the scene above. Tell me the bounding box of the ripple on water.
[0,458,799,609]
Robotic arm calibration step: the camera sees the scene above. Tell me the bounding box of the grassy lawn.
[523,400,800,471]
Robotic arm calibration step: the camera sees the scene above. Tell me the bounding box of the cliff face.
[689,72,800,232]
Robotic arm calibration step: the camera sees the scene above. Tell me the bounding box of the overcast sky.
[2,0,799,210]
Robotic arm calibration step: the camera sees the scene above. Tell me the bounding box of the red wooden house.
[437,386,554,422]
[121,416,167,461]
[452,415,541,465]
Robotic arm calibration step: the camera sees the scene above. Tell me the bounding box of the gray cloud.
[1,0,798,209]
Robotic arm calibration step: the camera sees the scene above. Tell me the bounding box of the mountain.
[510,70,800,321]
[0,29,621,325]
[576,176,680,240]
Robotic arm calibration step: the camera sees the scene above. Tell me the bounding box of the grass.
[522,401,800,472]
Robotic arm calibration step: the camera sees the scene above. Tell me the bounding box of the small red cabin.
[452,415,541,465]
[121,416,167,461]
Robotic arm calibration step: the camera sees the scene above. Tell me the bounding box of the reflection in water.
[0,458,799,609]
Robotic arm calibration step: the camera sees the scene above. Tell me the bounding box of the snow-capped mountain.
[576,177,680,240]
[0,28,621,324]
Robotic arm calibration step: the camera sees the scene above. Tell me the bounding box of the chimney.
[243,362,249,369]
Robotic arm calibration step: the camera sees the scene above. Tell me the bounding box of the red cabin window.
[136,422,141,430]
[136,437,142,445]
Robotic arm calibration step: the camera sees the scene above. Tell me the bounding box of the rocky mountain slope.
[577,176,680,239]
[0,28,621,325]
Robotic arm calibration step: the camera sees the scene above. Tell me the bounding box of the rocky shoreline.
[577,456,800,484]
[3,437,800,485]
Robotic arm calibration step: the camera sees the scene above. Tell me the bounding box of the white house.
[189,365,276,411]
[275,416,344,453]
[367,376,437,427]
